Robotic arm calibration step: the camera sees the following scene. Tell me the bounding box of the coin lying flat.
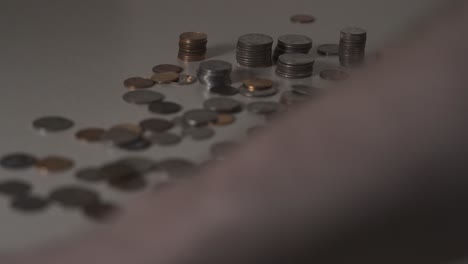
[239,86,278,98]
[118,138,152,151]
[148,132,182,146]
[123,90,165,105]
[11,195,50,212]
[242,78,273,91]
[247,101,280,115]
[76,167,106,182]
[118,157,157,174]
[75,128,106,143]
[83,202,120,222]
[184,127,215,141]
[49,186,100,208]
[0,180,32,197]
[140,118,174,134]
[151,72,180,84]
[102,127,140,146]
[0,153,37,170]
[290,14,316,24]
[182,109,218,127]
[320,69,349,81]
[33,116,74,133]
[124,77,155,90]
[212,114,236,126]
[107,169,147,192]
[110,124,143,135]
[35,156,74,174]
[149,101,182,115]
[152,64,184,74]
[177,74,197,85]
[203,98,242,113]
[317,44,339,56]
[210,85,239,96]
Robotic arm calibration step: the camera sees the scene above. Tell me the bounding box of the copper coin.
[35,156,74,174]
[49,186,100,208]
[212,114,236,126]
[179,32,208,42]
[177,74,197,85]
[123,77,155,90]
[152,64,184,74]
[210,85,239,96]
[122,90,165,105]
[75,128,106,143]
[242,78,273,91]
[151,72,180,84]
[319,69,349,81]
[140,118,174,133]
[290,14,316,24]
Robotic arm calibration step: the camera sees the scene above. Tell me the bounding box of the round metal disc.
[239,86,278,98]
[177,74,197,85]
[11,195,50,212]
[123,90,165,105]
[151,72,180,84]
[152,64,184,74]
[140,118,174,133]
[290,14,316,24]
[185,127,215,141]
[210,85,239,96]
[182,109,218,127]
[247,101,280,115]
[0,180,32,197]
[212,114,236,126]
[35,156,74,174]
[75,128,106,143]
[317,44,339,56]
[76,167,106,182]
[203,98,242,113]
[0,153,37,170]
[118,138,152,151]
[149,101,182,115]
[123,77,155,90]
[33,116,74,133]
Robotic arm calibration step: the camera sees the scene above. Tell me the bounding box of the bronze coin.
[290,14,316,24]
[179,32,208,42]
[35,156,74,174]
[151,72,180,84]
[75,128,106,143]
[152,64,184,74]
[212,114,236,126]
[123,77,155,90]
[110,124,142,135]
[242,78,273,91]
[319,69,349,81]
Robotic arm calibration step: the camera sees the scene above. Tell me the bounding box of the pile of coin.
[273,34,313,62]
[178,32,208,62]
[276,53,315,79]
[197,60,232,88]
[339,27,367,67]
[236,33,274,68]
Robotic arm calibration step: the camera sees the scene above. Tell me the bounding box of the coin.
[203,98,242,113]
[236,34,273,68]
[239,86,278,97]
[122,90,165,105]
[152,64,184,74]
[99,162,139,180]
[317,44,339,56]
[273,34,313,62]
[180,32,208,42]
[102,127,140,146]
[290,14,316,24]
[212,114,236,126]
[148,132,182,146]
[76,167,106,182]
[11,195,50,212]
[210,85,239,96]
[149,101,182,115]
[83,202,119,222]
[49,186,100,208]
[111,124,142,135]
[197,60,232,88]
[158,158,196,177]
[0,153,37,170]
[319,69,349,81]
[75,128,106,143]
[242,78,273,91]
[247,101,280,115]
[35,156,74,174]
[183,109,219,127]
[118,138,152,151]
[179,32,208,62]
[177,74,197,85]
[124,77,155,90]
[107,170,147,192]
[276,53,315,79]
[151,72,180,84]
[185,127,215,141]
[140,118,174,133]
[33,116,74,133]
[118,157,157,174]
[0,180,32,197]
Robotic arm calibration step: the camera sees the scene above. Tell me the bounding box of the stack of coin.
[197,60,232,88]
[273,34,313,62]
[236,33,273,68]
[339,27,367,67]
[276,53,315,79]
[178,32,208,62]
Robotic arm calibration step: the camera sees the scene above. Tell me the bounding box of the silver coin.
[33,116,74,133]
[247,101,280,115]
[203,98,242,113]
[184,127,215,141]
[182,109,218,127]
[118,138,152,151]
[0,153,37,170]
[122,90,164,105]
[277,53,315,65]
[198,60,232,73]
[148,132,182,146]
[341,27,367,37]
[239,86,278,98]
[238,33,273,46]
[278,34,312,47]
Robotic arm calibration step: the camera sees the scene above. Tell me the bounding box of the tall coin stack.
[197,60,232,88]
[339,27,367,67]
[273,34,313,62]
[276,53,315,79]
[178,32,208,62]
[236,33,274,68]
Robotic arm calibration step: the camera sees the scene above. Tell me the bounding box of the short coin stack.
[236,33,274,68]
[339,27,367,67]
[197,60,232,88]
[273,34,313,62]
[178,32,208,62]
[276,53,315,79]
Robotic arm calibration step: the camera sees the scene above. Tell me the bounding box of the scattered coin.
[242,78,273,91]
[210,85,239,96]
[148,132,182,146]
[158,158,196,177]
[118,137,152,151]
[124,77,155,90]
[203,98,242,113]
[182,109,218,127]
[83,202,120,222]
[239,85,278,97]
[49,186,100,208]
[99,162,139,180]
[319,69,349,81]
[178,32,208,62]
[107,170,147,192]
[0,180,32,197]
[11,195,50,212]
[118,157,157,174]
[152,64,184,74]
[290,14,316,24]
[317,44,339,56]
[110,124,143,135]
[0,153,37,170]
[102,127,140,146]
[75,128,106,143]
[185,127,215,141]
[212,114,236,126]
[33,116,74,133]
[140,118,174,134]
[149,101,182,115]
[247,101,280,115]
[122,90,165,105]
[35,156,74,174]
[210,141,239,160]
[151,72,180,84]
[76,167,106,182]
[177,74,197,85]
